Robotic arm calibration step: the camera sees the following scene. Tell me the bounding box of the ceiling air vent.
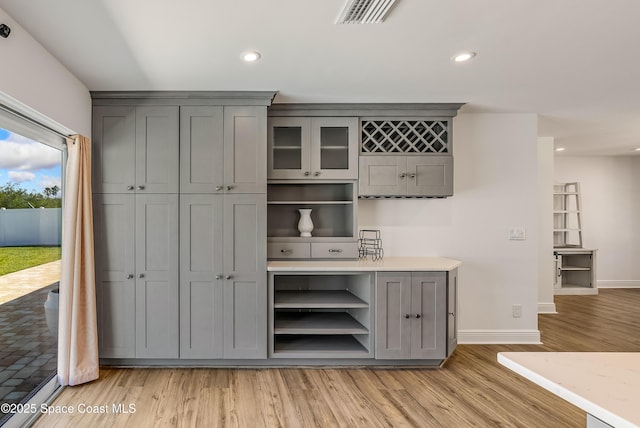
[336,0,399,24]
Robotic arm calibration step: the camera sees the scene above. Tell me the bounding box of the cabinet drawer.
[268,243,311,259]
[311,242,358,259]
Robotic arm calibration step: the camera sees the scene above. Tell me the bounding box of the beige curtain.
[58,134,99,386]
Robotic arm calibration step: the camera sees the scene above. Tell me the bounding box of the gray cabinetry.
[447,268,458,356]
[92,105,179,194]
[554,249,597,295]
[93,193,179,359]
[180,106,266,194]
[375,272,447,359]
[180,194,267,359]
[359,117,456,198]
[267,181,358,260]
[269,272,373,358]
[359,155,453,197]
[267,117,358,180]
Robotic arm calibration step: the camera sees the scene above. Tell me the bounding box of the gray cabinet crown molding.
[268,103,465,117]
[91,91,278,106]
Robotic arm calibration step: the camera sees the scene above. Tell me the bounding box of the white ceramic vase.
[44,287,59,337]
[297,209,314,237]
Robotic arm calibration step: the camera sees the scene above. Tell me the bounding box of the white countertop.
[498,352,640,428]
[267,256,461,272]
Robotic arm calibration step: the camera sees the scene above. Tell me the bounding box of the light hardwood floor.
[31,289,640,427]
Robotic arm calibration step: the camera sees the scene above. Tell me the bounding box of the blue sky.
[0,128,62,194]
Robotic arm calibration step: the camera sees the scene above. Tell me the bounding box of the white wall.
[554,155,640,288]
[359,113,541,343]
[0,7,90,135]
[537,137,556,313]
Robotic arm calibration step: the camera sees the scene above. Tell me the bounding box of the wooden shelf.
[274,291,368,308]
[274,312,368,335]
[273,335,369,355]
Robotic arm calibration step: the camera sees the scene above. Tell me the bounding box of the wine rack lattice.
[361,120,449,154]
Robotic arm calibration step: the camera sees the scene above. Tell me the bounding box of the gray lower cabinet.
[92,105,179,194]
[94,193,179,359]
[180,194,267,359]
[359,155,453,197]
[375,272,447,359]
[447,268,458,356]
[180,105,267,194]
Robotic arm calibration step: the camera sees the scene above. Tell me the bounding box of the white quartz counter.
[267,256,461,272]
[498,352,640,428]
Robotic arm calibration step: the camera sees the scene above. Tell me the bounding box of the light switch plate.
[508,228,526,240]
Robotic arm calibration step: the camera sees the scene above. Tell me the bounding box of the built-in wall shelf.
[274,290,368,308]
[274,312,368,335]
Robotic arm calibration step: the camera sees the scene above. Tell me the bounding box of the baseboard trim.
[458,330,542,345]
[538,302,557,314]
[597,280,640,289]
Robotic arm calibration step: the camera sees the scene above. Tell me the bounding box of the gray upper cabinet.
[359,155,453,197]
[267,117,358,180]
[180,194,267,359]
[376,272,447,360]
[181,106,267,194]
[93,105,179,194]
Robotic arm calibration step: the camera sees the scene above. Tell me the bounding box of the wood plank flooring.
[31,289,640,427]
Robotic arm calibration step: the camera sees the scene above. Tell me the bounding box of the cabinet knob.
[405,314,411,319]
[127,185,135,191]
[313,171,321,177]
[225,275,232,280]
[138,273,145,279]
[281,249,293,255]
[215,186,223,191]
[448,312,455,317]
[408,173,416,179]
[226,186,233,191]
[215,275,222,280]
[415,314,421,319]
[137,185,145,190]
[399,173,406,179]
[304,171,311,176]
[127,274,134,279]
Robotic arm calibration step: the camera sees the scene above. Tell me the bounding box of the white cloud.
[0,134,62,171]
[39,175,62,189]
[8,171,36,183]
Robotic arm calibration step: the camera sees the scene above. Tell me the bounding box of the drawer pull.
[281,249,293,255]
[328,248,343,254]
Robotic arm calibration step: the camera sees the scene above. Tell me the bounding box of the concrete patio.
[0,260,60,422]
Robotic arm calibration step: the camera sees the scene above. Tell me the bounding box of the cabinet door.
[375,272,411,359]
[447,268,458,357]
[180,106,224,193]
[359,156,406,196]
[410,272,446,359]
[267,117,311,179]
[224,106,267,193]
[92,106,136,193]
[179,195,224,358]
[405,156,453,197]
[135,106,179,193]
[310,117,359,179]
[93,194,136,358]
[135,194,179,358]
[223,194,267,358]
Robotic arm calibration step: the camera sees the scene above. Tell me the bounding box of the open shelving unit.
[553,182,583,248]
[269,273,373,358]
[267,181,358,259]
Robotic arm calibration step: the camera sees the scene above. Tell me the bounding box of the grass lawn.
[0,246,62,276]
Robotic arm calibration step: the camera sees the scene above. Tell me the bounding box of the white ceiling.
[1,0,640,156]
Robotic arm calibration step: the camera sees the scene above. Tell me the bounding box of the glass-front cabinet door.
[310,117,358,179]
[268,116,358,180]
[267,117,311,179]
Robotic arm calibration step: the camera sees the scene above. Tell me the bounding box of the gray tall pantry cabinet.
[92,92,276,361]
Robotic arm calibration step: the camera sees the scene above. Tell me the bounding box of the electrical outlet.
[508,228,526,240]
[512,304,522,318]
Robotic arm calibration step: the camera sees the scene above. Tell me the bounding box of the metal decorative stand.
[358,229,384,261]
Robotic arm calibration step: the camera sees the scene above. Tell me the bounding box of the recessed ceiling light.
[634,148,640,151]
[555,147,566,152]
[452,51,476,63]
[242,51,261,62]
